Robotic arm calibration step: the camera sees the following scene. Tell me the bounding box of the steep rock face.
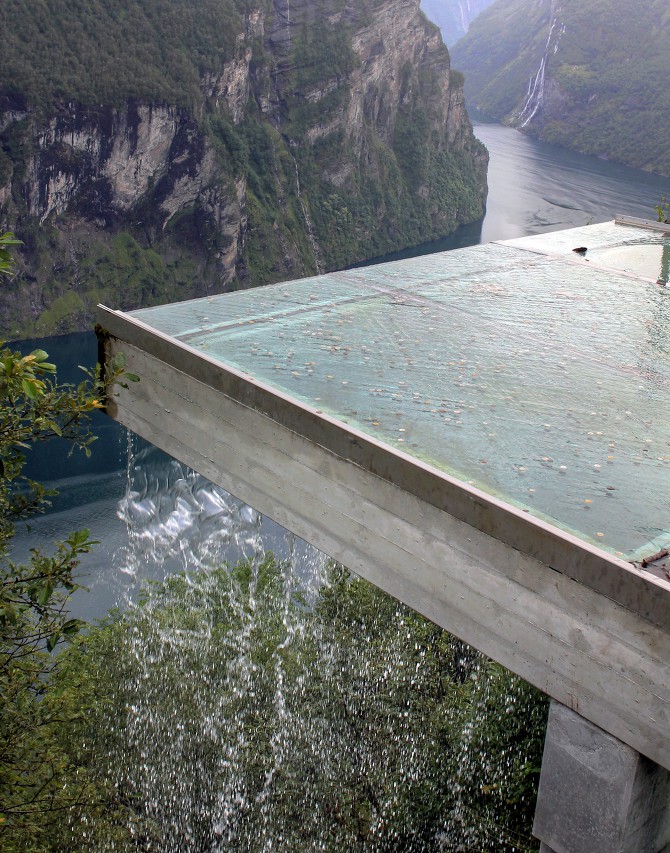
[28,106,182,220]
[0,0,487,338]
[451,0,670,176]
[25,102,245,280]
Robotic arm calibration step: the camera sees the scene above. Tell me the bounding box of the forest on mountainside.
[451,0,670,175]
[0,0,242,110]
[0,0,487,338]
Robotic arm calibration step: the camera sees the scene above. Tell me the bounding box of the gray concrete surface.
[534,702,670,853]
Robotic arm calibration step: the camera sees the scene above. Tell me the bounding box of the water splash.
[73,439,546,850]
[116,441,267,584]
[105,440,330,849]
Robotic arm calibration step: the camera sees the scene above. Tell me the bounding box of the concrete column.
[533,701,670,853]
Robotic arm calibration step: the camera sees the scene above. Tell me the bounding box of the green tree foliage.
[0,233,21,277]
[0,235,137,848]
[0,344,133,847]
[0,0,242,110]
[52,557,548,851]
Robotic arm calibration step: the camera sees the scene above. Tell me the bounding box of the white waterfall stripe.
[518,17,566,128]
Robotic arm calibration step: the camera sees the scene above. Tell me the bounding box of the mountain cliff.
[451,0,670,176]
[420,0,495,46]
[0,0,487,339]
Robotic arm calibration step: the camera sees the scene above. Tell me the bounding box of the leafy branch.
[0,232,138,847]
[0,232,22,278]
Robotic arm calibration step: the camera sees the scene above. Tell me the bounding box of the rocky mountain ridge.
[0,0,487,339]
[451,0,670,176]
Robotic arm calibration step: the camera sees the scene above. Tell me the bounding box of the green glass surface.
[132,223,670,557]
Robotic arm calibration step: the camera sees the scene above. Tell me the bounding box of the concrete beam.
[97,313,670,772]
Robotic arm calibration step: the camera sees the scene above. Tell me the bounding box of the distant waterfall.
[291,153,323,274]
[458,0,471,32]
[275,0,291,49]
[517,10,565,128]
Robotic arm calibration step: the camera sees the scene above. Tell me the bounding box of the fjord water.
[357,117,670,265]
[474,117,670,242]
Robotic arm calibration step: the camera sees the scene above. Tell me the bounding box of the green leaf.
[21,379,39,399]
[61,618,83,636]
[46,632,60,652]
[0,605,18,626]
[37,581,54,606]
[110,352,126,371]
[70,528,91,546]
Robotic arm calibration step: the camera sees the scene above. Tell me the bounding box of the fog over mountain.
[420,0,495,45]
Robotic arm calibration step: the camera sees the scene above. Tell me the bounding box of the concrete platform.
[97,218,670,771]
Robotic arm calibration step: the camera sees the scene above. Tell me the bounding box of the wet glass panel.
[130,224,670,558]
[506,221,670,282]
[133,244,526,340]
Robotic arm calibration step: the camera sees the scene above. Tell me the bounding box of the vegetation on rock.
[0,0,487,339]
[451,0,670,176]
[0,0,242,110]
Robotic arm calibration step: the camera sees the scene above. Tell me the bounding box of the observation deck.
[98,218,670,799]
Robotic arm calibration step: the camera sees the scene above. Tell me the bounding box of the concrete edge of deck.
[97,304,670,771]
[97,304,670,629]
[615,214,670,233]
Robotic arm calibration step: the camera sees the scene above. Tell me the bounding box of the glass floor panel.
[131,222,670,558]
[506,220,670,282]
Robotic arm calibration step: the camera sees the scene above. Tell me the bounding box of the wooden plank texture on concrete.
[98,308,670,772]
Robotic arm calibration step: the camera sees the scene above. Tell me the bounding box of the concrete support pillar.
[533,701,670,853]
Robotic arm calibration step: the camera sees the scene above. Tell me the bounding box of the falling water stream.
[67,439,545,851]
[516,8,565,128]
[457,0,472,34]
[291,152,323,274]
